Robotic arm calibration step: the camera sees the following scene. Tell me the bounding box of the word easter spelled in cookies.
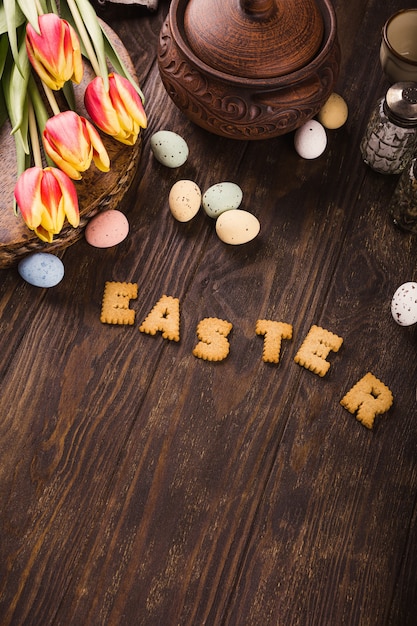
[100,282,394,430]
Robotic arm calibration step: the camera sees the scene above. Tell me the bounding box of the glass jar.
[360,82,417,174]
[390,158,417,233]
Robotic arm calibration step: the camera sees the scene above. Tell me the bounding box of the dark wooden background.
[1,1,417,624]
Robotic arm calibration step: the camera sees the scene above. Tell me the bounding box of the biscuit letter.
[193,318,233,361]
[294,324,343,376]
[100,282,138,325]
[139,295,180,341]
[340,372,394,429]
[256,320,293,363]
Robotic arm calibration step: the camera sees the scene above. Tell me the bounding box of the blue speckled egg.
[150,130,189,168]
[202,182,243,218]
[18,252,64,288]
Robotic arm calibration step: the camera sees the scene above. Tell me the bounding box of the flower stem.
[66,0,102,78]
[28,100,43,168]
[42,82,60,116]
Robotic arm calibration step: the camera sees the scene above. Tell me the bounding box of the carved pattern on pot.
[157,1,340,140]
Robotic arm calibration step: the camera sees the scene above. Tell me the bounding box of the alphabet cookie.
[340,372,393,429]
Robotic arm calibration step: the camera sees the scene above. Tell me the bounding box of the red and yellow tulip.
[25,13,83,91]
[14,166,80,243]
[84,72,147,146]
[43,111,110,180]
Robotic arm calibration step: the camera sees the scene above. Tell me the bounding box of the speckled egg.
[18,252,64,287]
[169,180,201,222]
[150,130,189,168]
[216,209,260,245]
[202,182,243,218]
[85,210,129,248]
[294,119,327,159]
[317,93,348,129]
[391,282,417,326]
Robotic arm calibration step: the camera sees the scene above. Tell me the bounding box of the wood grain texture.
[1,1,417,624]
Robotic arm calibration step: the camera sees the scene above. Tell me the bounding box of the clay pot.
[158,0,340,140]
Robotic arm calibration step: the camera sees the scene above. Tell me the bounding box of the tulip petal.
[26,14,83,91]
[43,139,83,180]
[14,167,44,228]
[84,118,110,172]
[50,168,80,228]
[84,73,147,146]
[43,111,109,179]
[14,166,79,241]
[67,24,83,84]
[84,76,121,135]
[39,169,65,233]
[111,73,147,129]
[34,225,55,243]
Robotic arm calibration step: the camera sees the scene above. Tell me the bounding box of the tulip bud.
[26,13,83,91]
[84,73,147,146]
[14,166,80,243]
[43,111,110,180]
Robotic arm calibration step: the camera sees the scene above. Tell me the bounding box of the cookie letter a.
[139,295,180,341]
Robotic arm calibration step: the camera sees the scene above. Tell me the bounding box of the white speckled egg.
[85,210,129,248]
[216,209,260,245]
[150,130,189,168]
[294,119,327,159]
[391,281,417,326]
[202,182,243,218]
[317,93,348,129]
[169,180,201,222]
[18,252,64,287]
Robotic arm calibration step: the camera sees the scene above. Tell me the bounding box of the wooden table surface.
[1,1,417,624]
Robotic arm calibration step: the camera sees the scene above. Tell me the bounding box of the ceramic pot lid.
[183,0,324,79]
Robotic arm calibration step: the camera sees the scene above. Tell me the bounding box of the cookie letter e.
[100,282,138,325]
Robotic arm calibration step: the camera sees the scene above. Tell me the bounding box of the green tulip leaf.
[0,32,8,79]
[45,0,59,14]
[103,32,145,102]
[73,0,107,63]
[13,140,30,214]
[0,82,7,128]
[3,0,22,67]
[16,0,41,32]
[14,108,30,183]
[3,38,30,153]
[62,80,76,111]
[0,1,25,36]
[61,0,108,89]
[28,75,49,136]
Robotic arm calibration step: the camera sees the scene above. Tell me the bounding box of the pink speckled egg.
[85,210,129,248]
